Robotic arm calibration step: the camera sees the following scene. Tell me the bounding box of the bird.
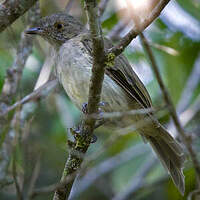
[25,12,185,194]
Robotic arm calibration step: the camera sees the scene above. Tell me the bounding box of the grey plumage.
[25,13,185,194]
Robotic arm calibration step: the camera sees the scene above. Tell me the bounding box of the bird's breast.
[55,36,132,113]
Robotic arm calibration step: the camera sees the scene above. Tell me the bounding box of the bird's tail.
[143,126,185,195]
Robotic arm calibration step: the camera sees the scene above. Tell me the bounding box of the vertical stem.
[140,33,200,186]
[53,1,106,199]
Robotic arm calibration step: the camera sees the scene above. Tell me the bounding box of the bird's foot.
[82,102,88,114]
[82,101,107,129]
[81,101,108,115]
[91,134,98,143]
[80,101,108,143]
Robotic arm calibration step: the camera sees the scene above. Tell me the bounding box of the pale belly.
[61,70,131,112]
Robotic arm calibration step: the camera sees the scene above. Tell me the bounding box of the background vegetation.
[0,0,200,199]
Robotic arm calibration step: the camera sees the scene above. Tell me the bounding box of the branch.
[0,1,40,142]
[53,1,106,200]
[108,0,170,57]
[1,2,40,104]
[0,0,38,33]
[91,106,163,120]
[27,155,41,200]
[84,105,166,170]
[0,2,40,186]
[65,0,74,12]
[140,33,200,186]
[12,148,23,200]
[0,79,58,117]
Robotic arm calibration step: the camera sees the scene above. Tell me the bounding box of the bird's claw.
[69,127,81,136]
[82,101,108,115]
[91,134,98,143]
[82,102,88,114]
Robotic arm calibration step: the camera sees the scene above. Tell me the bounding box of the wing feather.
[81,35,152,108]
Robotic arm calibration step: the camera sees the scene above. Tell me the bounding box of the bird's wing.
[106,54,152,108]
[81,34,152,109]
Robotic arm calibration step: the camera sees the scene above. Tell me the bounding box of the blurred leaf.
[102,12,119,31]
[177,0,200,21]
[106,133,140,156]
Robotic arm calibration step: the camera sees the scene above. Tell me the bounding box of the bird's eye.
[54,22,64,30]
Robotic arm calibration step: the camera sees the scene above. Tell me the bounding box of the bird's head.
[25,13,86,47]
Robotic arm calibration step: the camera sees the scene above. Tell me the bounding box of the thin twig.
[90,106,165,120]
[1,3,40,104]
[0,79,58,117]
[0,2,40,187]
[0,0,38,33]
[79,104,166,173]
[140,33,200,186]
[0,2,40,119]
[27,154,41,200]
[108,0,170,57]
[13,148,23,200]
[65,0,74,12]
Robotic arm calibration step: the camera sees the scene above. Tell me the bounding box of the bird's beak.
[25,27,43,35]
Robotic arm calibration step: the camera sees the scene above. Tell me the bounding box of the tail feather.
[143,126,185,195]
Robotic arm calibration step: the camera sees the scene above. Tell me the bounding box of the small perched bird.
[25,13,185,194]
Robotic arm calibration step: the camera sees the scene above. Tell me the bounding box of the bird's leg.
[81,102,108,143]
[81,101,108,115]
[82,101,107,127]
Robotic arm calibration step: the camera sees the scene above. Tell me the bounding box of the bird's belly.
[60,68,131,112]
